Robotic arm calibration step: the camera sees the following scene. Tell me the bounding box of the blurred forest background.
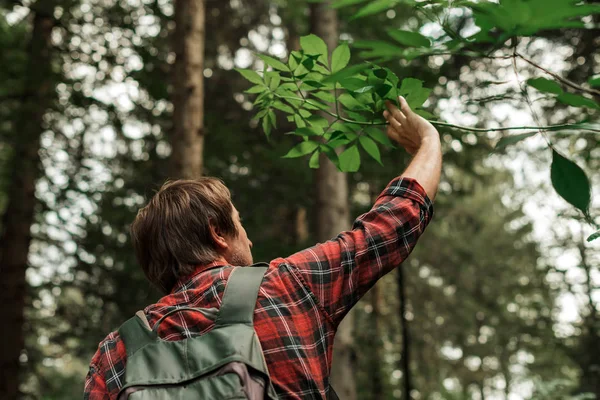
[0,0,598,399]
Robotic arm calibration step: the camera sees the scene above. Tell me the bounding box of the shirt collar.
[171,257,229,294]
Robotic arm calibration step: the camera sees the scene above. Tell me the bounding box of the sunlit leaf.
[551,149,591,217]
[339,93,369,110]
[295,126,322,136]
[283,141,320,158]
[312,90,336,103]
[387,29,431,48]
[359,135,383,165]
[322,63,370,83]
[339,78,368,91]
[527,78,563,95]
[245,85,267,94]
[236,68,263,85]
[339,145,361,172]
[589,75,600,88]
[258,54,289,71]
[300,34,329,67]
[331,43,351,73]
[495,132,537,149]
[272,101,295,114]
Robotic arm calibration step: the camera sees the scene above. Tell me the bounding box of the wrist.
[420,133,441,148]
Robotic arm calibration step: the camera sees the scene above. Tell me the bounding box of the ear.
[209,221,229,251]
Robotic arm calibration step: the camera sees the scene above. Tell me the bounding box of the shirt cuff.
[377,177,434,214]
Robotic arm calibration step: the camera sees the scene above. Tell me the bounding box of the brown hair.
[131,178,237,294]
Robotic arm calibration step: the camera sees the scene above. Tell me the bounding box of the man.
[84,97,442,399]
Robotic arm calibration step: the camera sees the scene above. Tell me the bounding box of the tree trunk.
[371,284,384,399]
[171,0,206,179]
[0,4,56,399]
[309,3,356,400]
[397,267,412,399]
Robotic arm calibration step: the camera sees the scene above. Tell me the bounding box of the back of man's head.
[131,178,237,294]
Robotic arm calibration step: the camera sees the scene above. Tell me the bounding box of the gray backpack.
[116,265,279,400]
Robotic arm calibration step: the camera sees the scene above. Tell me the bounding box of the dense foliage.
[0,0,598,399]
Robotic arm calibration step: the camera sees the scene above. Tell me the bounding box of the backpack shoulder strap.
[118,311,157,356]
[215,264,268,327]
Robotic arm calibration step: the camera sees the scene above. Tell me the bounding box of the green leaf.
[321,145,340,167]
[551,149,591,217]
[258,54,289,71]
[322,63,370,83]
[353,40,405,58]
[359,135,382,165]
[339,78,368,91]
[262,115,272,138]
[414,109,434,119]
[306,115,329,128]
[245,85,267,94]
[268,74,281,91]
[399,78,423,96]
[294,114,306,128]
[272,101,295,114]
[309,150,321,169]
[495,132,537,149]
[588,75,600,88]
[331,43,351,73]
[332,0,369,8]
[355,85,375,94]
[352,0,400,19]
[587,230,600,242]
[283,141,320,158]
[267,109,276,129]
[339,93,369,110]
[236,68,263,85]
[527,78,563,95]
[365,126,394,147]
[338,145,361,172]
[387,29,431,48]
[295,126,322,136]
[300,34,329,67]
[557,93,599,109]
[312,90,336,103]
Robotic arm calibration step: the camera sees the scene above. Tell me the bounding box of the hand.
[383,96,439,155]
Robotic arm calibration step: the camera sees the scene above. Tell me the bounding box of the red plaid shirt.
[84,177,433,399]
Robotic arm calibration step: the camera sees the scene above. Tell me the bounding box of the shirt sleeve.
[278,177,434,327]
[83,361,110,400]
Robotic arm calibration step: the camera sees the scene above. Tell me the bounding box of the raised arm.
[275,98,442,327]
[384,96,442,200]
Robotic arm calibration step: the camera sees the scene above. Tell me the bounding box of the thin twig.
[276,93,600,133]
[516,52,600,97]
[429,121,600,133]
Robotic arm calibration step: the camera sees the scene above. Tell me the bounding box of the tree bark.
[371,284,384,399]
[309,3,356,400]
[0,4,56,399]
[397,267,412,399]
[171,0,206,179]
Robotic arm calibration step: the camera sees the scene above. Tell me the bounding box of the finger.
[398,96,413,116]
[387,101,407,122]
[388,116,403,132]
[383,110,390,120]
